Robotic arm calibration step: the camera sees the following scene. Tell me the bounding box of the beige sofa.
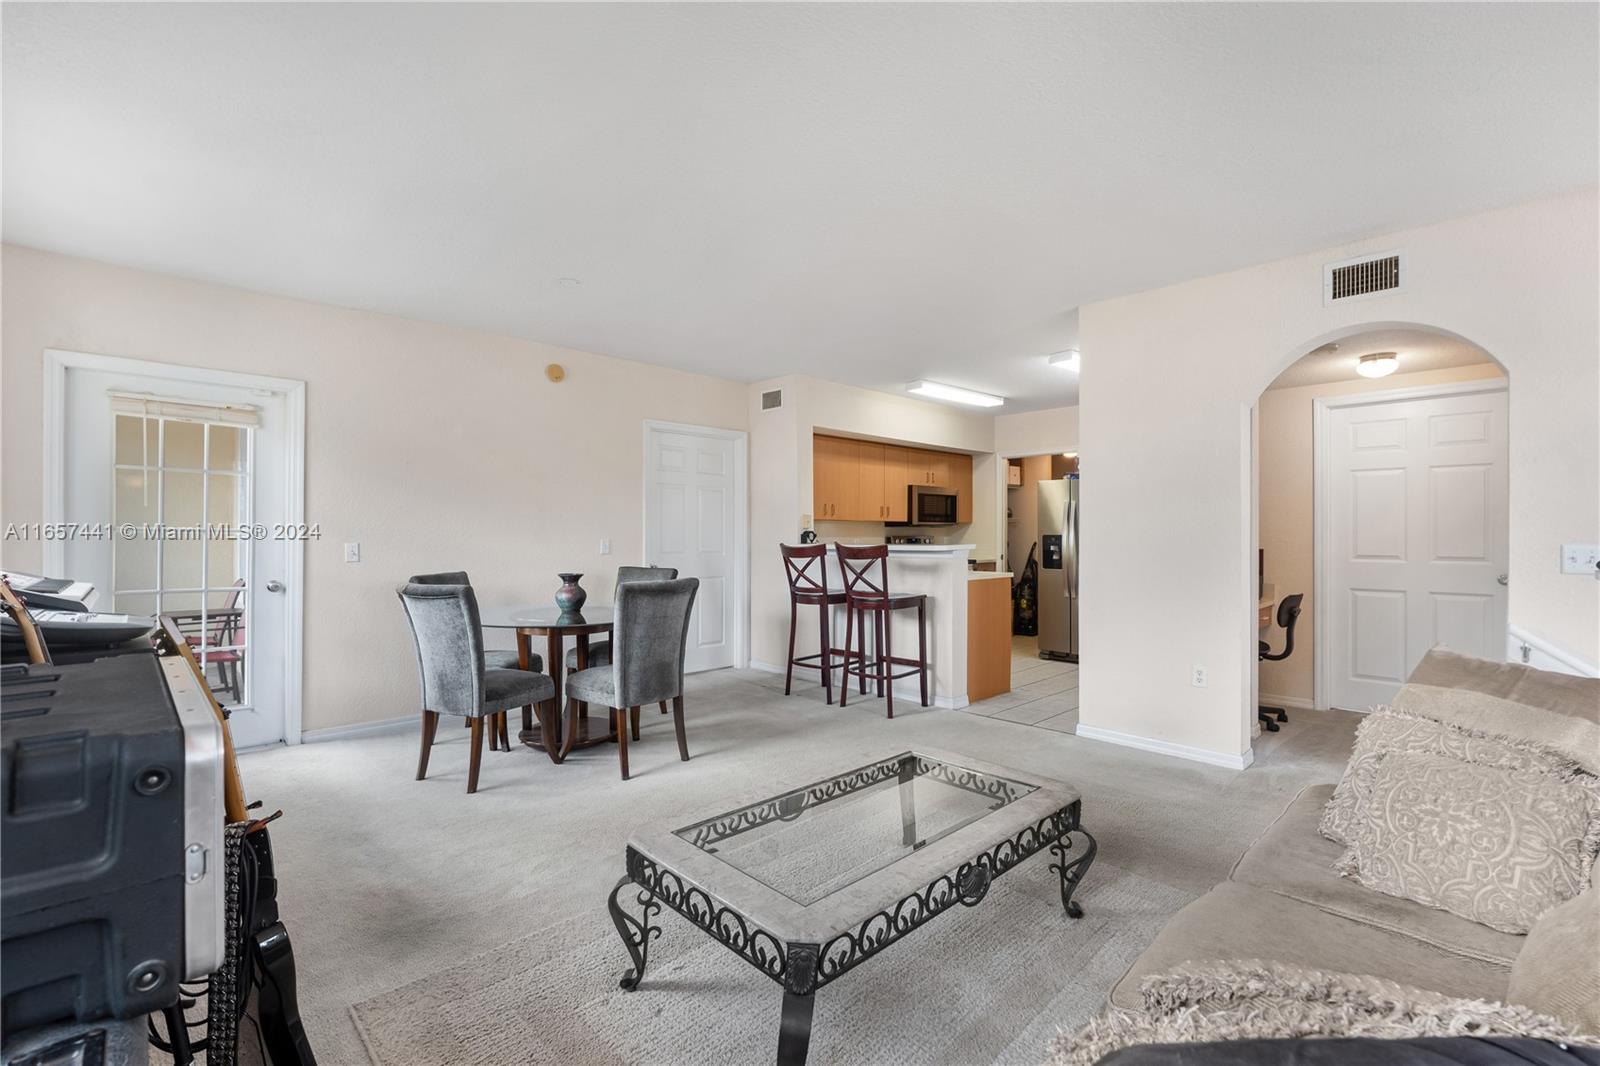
[1109,649,1599,1017]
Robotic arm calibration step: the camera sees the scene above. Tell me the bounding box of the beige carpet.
[233,667,1358,1066]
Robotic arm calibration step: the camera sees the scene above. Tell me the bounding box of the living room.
[1,5,1597,1066]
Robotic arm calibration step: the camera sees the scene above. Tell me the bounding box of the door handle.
[266,580,286,593]
[1497,574,1509,586]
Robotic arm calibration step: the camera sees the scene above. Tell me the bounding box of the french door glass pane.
[110,412,254,708]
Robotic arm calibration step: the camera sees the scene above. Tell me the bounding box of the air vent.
[760,389,783,411]
[1324,251,1404,304]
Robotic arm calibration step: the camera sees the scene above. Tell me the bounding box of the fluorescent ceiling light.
[1048,350,1080,371]
[907,380,1004,408]
[1355,351,1399,379]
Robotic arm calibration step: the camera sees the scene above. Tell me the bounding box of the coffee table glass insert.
[672,753,1038,905]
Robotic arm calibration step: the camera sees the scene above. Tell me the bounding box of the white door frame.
[1311,377,1509,710]
[42,349,309,743]
[641,419,750,669]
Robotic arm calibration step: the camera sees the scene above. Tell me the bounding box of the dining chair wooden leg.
[487,712,500,751]
[630,705,641,742]
[818,602,834,705]
[859,609,870,695]
[784,601,798,694]
[840,604,854,707]
[498,712,511,751]
[615,705,630,780]
[467,717,485,794]
[672,695,689,762]
[660,701,669,716]
[883,610,895,719]
[918,600,929,707]
[415,710,439,781]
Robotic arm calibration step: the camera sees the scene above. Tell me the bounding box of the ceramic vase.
[554,573,587,613]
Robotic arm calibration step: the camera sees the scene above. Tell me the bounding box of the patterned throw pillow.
[1319,708,1575,845]
[1337,750,1598,934]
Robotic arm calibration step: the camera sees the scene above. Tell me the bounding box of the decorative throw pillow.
[1508,865,1600,1036]
[1047,960,1590,1066]
[1319,707,1580,846]
[1337,750,1598,934]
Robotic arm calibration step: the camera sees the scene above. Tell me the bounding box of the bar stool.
[780,543,855,704]
[835,544,929,718]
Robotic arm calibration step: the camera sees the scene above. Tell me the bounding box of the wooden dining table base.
[516,629,619,762]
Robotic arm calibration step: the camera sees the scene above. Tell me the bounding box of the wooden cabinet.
[813,435,972,525]
[882,445,911,522]
[813,435,860,520]
[908,449,951,488]
[854,443,914,521]
[951,453,973,523]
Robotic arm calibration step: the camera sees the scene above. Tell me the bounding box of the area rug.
[349,858,1187,1066]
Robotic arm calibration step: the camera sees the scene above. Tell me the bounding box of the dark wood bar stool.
[835,543,929,718]
[781,543,856,704]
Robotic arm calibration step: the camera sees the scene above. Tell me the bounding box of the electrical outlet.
[599,539,611,556]
[1191,666,1208,688]
[1560,543,1599,575]
[344,542,361,563]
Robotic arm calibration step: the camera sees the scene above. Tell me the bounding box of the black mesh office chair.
[1257,593,1303,733]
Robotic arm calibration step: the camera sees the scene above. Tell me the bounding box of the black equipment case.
[1,648,224,1035]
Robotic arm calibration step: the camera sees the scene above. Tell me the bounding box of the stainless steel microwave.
[888,484,959,527]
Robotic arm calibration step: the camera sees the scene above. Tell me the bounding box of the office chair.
[1257,592,1303,733]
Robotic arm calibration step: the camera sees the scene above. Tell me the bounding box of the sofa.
[1081,648,1600,1061]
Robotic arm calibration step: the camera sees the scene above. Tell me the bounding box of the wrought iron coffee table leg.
[776,989,816,1066]
[608,875,661,990]
[1050,826,1098,919]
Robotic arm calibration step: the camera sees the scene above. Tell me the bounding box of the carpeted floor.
[237,668,1358,1065]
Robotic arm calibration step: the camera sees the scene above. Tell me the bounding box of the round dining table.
[480,604,616,762]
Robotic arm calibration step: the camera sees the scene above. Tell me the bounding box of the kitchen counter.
[968,571,1012,581]
[775,541,974,707]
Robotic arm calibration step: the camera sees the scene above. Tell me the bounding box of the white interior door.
[644,423,745,673]
[53,356,301,747]
[1325,386,1509,710]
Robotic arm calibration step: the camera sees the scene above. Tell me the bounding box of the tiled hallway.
[963,635,1079,733]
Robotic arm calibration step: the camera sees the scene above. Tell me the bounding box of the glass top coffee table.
[606,749,1096,1065]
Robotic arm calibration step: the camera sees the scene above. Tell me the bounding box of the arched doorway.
[1249,325,1509,738]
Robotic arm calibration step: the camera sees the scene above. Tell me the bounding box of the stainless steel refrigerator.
[1037,476,1079,661]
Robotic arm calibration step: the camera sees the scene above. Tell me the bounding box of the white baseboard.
[1075,724,1254,771]
[1258,693,1316,712]
[1506,626,1600,678]
[300,714,414,744]
[746,658,967,709]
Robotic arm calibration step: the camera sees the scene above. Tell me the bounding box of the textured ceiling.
[4,3,1595,411]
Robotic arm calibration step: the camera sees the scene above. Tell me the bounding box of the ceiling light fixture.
[1048,350,1081,372]
[907,380,1005,408]
[1356,351,1399,379]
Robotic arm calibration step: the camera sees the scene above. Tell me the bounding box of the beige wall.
[1,244,749,733]
[1256,362,1508,706]
[1080,190,1599,767]
[995,404,1079,458]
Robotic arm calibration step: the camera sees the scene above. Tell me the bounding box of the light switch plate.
[344,542,361,563]
[1560,543,1600,575]
[599,539,611,556]
[1191,666,1207,688]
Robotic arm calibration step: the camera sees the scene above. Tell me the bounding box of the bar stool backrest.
[781,543,830,598]
[835,543,891,604]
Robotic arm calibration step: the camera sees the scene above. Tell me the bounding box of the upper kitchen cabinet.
[951,453,973,523]
[909,449,951,488]
[857,443,913,521]
[813,435,860,520]
[813,434,973,524]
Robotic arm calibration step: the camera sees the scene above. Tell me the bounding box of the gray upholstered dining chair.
[564,565,679,716]
[407,571,533,672]
[563,577,698,780]
[398,581,556,794]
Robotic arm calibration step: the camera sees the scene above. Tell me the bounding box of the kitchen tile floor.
[963,634,1079,734]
